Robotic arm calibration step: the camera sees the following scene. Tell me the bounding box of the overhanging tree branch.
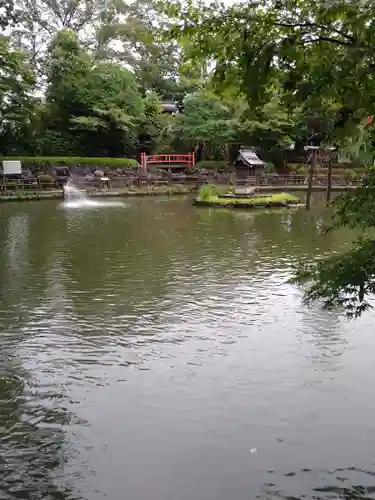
[275,21,357,43]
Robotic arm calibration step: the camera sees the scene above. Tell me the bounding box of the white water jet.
[61,180,125,209]
[63,181,88,201]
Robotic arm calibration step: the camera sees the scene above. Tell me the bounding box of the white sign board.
[2,161,22,175]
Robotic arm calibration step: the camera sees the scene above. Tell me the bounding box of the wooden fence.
[0,173,364,191]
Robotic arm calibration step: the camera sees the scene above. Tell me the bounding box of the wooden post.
[305,148,316,210]
[326,155,333,204]
[140,152,146,170]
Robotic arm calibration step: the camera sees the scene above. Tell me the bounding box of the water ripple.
[0,199,374,500]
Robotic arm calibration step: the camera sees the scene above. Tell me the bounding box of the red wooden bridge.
[140,152,195,170]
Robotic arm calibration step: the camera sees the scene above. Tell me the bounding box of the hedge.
[1,156,139,169]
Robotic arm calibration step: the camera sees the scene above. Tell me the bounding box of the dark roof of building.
[236,148,265,167]
[161,101,178,113]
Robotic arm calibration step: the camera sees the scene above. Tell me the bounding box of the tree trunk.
[195,143,204,162]
[225,143,230,161]
[201,143,206,161]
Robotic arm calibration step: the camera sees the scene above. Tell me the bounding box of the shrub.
[344,169,358,184]
[349,158,366,169]
[198,184,217,201]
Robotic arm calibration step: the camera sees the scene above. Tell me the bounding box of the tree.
[96,0,202,102]
[0,35,36,155]
[175,0,375,138]
[170,90,238,160]
[40,29,144,156]
[138,92,170,154]
[235,94,299,158]
[12,0,118,74]
[72,64,144,156]
[0,0,19,29]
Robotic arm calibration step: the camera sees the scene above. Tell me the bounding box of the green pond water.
[1,196,375,500]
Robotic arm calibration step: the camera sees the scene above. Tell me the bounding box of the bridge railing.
[140,152,195,169]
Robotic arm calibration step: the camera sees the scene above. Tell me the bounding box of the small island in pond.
[194,185,300,209]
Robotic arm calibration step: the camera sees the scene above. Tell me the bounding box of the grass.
[213,192,299,205]
[198,184,217,200]
[198,184,231,200]
[196,186,300,208]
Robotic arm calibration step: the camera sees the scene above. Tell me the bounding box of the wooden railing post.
[140,152,146,170]
[306,149,316,210]
[192,152,195,167]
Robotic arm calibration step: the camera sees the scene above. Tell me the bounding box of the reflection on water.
[1,198,375,500]
[60,199,126,209]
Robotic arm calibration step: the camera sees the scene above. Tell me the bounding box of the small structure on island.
[234,147,265,178]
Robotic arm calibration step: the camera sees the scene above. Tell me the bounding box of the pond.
[1,196,375,500]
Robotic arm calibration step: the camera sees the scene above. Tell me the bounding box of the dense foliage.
[0,0,351,162]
